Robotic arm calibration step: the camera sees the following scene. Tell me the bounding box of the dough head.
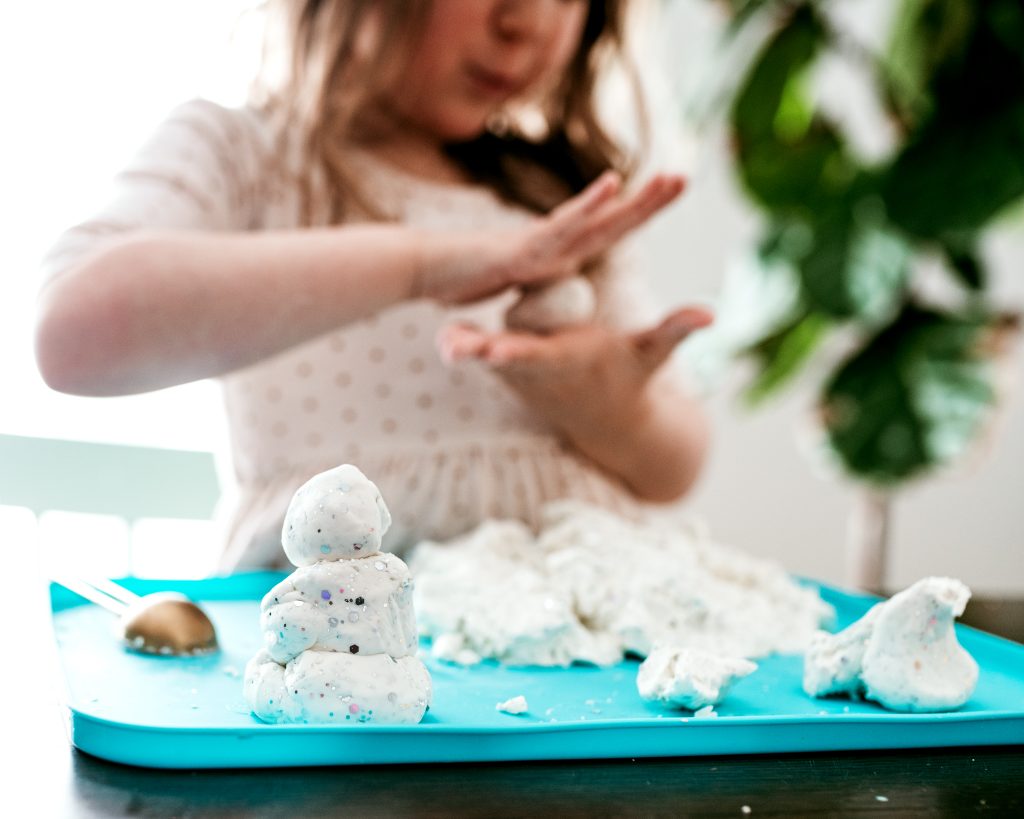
[282,463,392,565]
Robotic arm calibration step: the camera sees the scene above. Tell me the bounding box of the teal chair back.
[0,433,220,522]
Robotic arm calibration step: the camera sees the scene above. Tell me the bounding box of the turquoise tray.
[49,572,1024,769]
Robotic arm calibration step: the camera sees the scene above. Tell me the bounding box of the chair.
[0,433,221,576]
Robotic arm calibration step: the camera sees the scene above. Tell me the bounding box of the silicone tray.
[49,572,1024,769]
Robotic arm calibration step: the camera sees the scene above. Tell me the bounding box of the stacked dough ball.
[244,465,432,725]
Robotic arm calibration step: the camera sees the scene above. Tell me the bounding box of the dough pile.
[410,502,833,667]
[637,648,757,710]
[803,576,978,712]
[244,465,432,724]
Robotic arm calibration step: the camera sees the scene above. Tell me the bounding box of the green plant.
[717,0,1023,486]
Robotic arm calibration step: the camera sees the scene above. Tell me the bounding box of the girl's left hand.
[437,306,714,439]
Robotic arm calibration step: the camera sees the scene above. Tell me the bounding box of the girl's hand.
[413,171,685,306]
[436,305,714,496]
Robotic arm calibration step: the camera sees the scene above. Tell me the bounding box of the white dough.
[496,695,529,715]
[244,648,432,725]
[637,647,757,709]
[803,577,978,712]
[282,464,392,565]
[801,607,880,698]
[505,277,597,333]
[429,633,482,666]
[411,502,833,667]
[245,464,431,725]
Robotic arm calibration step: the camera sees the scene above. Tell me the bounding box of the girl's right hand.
[412,171,686,306]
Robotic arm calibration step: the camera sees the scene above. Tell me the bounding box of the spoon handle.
[83,575,143,607]
[50,574,130,616]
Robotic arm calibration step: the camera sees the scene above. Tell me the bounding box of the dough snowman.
[803,577,978,712]
[244,464,432,725]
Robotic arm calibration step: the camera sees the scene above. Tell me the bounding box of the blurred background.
[1,0,1020,592]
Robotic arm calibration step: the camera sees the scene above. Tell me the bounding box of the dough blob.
[637,647,757,710]
[505,277,597,334]
[244,464,432,724]
[803,576,978,712]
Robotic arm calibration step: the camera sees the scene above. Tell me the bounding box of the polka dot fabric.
[41,99,663,570]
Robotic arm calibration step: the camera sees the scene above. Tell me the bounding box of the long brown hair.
[252,0,644,224]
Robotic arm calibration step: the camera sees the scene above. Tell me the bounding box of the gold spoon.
[53,573,219,656]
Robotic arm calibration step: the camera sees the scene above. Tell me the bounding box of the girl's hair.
[253,0,645,224]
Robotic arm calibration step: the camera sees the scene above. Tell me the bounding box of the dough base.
[245,648,432,725]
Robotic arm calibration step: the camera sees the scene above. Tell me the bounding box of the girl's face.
[390,0,589,141]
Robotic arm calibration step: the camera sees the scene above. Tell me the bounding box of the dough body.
[259,554,418,664]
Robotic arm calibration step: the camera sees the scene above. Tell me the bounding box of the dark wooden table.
[47,744,1021,817]
[20,564,1023,817]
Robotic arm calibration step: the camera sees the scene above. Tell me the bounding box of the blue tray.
[49,572,1024,768]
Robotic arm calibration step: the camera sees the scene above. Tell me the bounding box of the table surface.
[19,561,1024,818]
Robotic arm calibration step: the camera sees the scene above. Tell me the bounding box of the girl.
[34,0,712,569]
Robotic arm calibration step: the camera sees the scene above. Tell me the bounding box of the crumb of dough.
[496,695,529,715]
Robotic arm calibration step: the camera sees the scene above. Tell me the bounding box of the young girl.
[34,0,712,570]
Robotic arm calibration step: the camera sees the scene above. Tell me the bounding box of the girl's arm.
[36,172,682,396]
[36,225,423,396]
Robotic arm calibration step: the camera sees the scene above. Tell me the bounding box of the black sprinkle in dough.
[350,644,360,654]
[355,597,365,606]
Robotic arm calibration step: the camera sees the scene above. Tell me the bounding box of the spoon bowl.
[121,592,219,656]
[53,574,220,657]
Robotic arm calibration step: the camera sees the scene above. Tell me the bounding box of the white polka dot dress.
[41,99,663,570]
